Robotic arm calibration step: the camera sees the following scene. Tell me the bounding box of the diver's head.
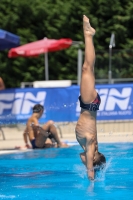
[93,152,106,170]
[32,104,44,118]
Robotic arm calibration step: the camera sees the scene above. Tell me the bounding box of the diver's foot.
[83,15,95,36]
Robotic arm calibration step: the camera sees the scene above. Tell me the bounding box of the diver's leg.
[80,15,97,103]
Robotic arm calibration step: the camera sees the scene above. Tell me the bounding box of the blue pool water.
[0,143,133,200]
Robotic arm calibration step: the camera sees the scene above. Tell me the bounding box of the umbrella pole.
[77,49,82,85]
[44,52,49,80]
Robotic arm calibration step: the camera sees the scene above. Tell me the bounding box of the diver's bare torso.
[75,109,97,148]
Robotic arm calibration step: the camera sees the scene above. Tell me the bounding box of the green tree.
[0,0,133,88]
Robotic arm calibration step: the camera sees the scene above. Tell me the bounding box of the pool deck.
[0,126,133,154]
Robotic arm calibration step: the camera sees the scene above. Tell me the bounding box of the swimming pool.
[0,143,133,200]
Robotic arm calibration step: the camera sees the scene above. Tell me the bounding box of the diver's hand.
[87,168,94,181]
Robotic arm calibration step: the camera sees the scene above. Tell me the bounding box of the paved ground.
[0,124,133,153]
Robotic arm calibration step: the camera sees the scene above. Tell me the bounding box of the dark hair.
[93,152,106,169]
[32,104,44,113]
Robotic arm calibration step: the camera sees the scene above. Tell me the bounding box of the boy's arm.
[23,128,31,148]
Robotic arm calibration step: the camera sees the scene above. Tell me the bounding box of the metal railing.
[1,120,133,140]
[21,78,133,88]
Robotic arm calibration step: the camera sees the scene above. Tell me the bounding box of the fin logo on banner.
[76,87,132,114]
[98,87,132,111]
[0,91,46,115]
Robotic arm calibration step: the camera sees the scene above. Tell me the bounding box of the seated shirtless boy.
[23,104,68,149]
